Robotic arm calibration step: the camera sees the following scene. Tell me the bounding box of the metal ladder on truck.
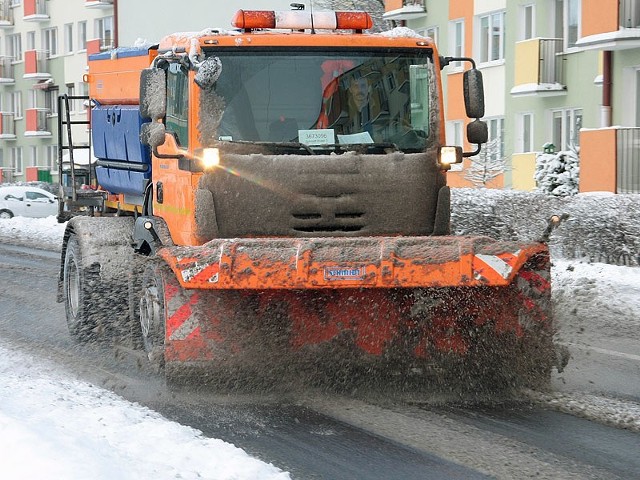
[56,94,106,222]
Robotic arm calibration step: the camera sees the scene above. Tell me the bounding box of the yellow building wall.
[511,153,537,191]
[514,39,540,86]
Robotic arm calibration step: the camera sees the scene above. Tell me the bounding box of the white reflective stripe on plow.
[167,289,199,341]
[475,254,514,280]
[169,315,199,341]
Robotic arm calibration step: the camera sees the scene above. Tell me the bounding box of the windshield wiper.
[219,140,315,155]
[218,140,404,155]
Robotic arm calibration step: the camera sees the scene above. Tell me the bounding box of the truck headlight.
[201,148,221,170]
[438,146,463,170]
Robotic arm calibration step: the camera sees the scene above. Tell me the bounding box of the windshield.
[200,49,436,152]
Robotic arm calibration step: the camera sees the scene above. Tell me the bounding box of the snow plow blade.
[153,236,557,390]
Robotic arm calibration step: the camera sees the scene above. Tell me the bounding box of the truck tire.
[63,234,98,341]
[138,260,167,369]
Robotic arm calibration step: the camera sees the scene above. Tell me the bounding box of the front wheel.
[0,210,13,219]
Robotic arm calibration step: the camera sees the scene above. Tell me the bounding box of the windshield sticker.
[337,132,374,144]
[324,266,367,281]
[299,129,335,146]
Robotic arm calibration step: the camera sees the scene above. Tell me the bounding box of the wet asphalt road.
[0,242,638,479]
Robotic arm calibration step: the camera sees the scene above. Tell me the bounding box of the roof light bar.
[232,10,373,31]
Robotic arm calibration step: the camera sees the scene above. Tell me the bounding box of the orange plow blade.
[156,237,557,390]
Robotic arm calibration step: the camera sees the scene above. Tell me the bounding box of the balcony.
[580,127,640,193]
[510,38,566,97]
[23,50,51,79]
[0,56,15,84]
[85,0,113,8]
[24,108,51,136]
[23,0,49,22]
[0,112,16,139]
[0,1,14,27]
[383,0,426,21]
[577,0,640,50]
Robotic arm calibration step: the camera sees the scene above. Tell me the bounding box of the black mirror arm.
[440,56,477,70]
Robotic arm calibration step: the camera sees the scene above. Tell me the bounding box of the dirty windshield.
[204,49,434,152]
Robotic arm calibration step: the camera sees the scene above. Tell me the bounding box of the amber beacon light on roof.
[232,9,373,32]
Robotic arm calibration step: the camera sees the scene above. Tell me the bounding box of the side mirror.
[140,122,166,148]
[467,119,488,145]
[140,68,167,120]
[463,69,485,119]
[194,56,222,91]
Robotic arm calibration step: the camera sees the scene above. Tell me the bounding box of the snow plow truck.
[56,7,563,391]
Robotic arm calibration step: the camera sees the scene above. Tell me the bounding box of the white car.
[0,186,58,219]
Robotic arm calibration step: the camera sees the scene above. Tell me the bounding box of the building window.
[78,21,87,51]
[555,0,580,50]
[45,87,59,116]
[29,146,38,167]
[10,147,23,175]
[521,4,535,40]
[26,31,35,51]
[11,91,22,118]
[551,108,582,150]
[516,113,534,153]
[42,27,58,58]
[448,19,465,69]
[486,117,505,160]
[479,11,505,63]
[95,16,114,50]
[424,26,438,44]
[46,145,57,171]
[9,0,21,6]
[64,24,73,54]
[7,33,22,62]
[65,83,76,112]
[446,120,464,171]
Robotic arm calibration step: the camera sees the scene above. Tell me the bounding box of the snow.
[0,214,639,477]
[0,215,290,479]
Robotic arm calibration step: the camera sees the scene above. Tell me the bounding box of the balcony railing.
[23,50,51,78]
[0,56,15,83]
[0,1,14,27]
[538,38,565,84]
[0,112,16,138]
[617,128,640,193]
[24,0,49,21]
[25,108,51,136]
[620,0,640,28]
[85,0,113,8]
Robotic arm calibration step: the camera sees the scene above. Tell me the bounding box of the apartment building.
[384,0,640,193]
[0,0,114,183]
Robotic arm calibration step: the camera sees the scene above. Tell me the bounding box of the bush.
[451,189,640,266]
[535,147,579,197]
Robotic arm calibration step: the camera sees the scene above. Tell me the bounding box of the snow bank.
[0,340,290,480]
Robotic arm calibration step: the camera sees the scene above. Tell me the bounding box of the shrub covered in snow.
[535,147,580,197]
[451,189,640,266]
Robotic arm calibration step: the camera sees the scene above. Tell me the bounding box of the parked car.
[0,186,58,219]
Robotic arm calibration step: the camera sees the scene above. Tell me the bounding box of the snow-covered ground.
[0,215,639,477]
[0,217,289,480]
